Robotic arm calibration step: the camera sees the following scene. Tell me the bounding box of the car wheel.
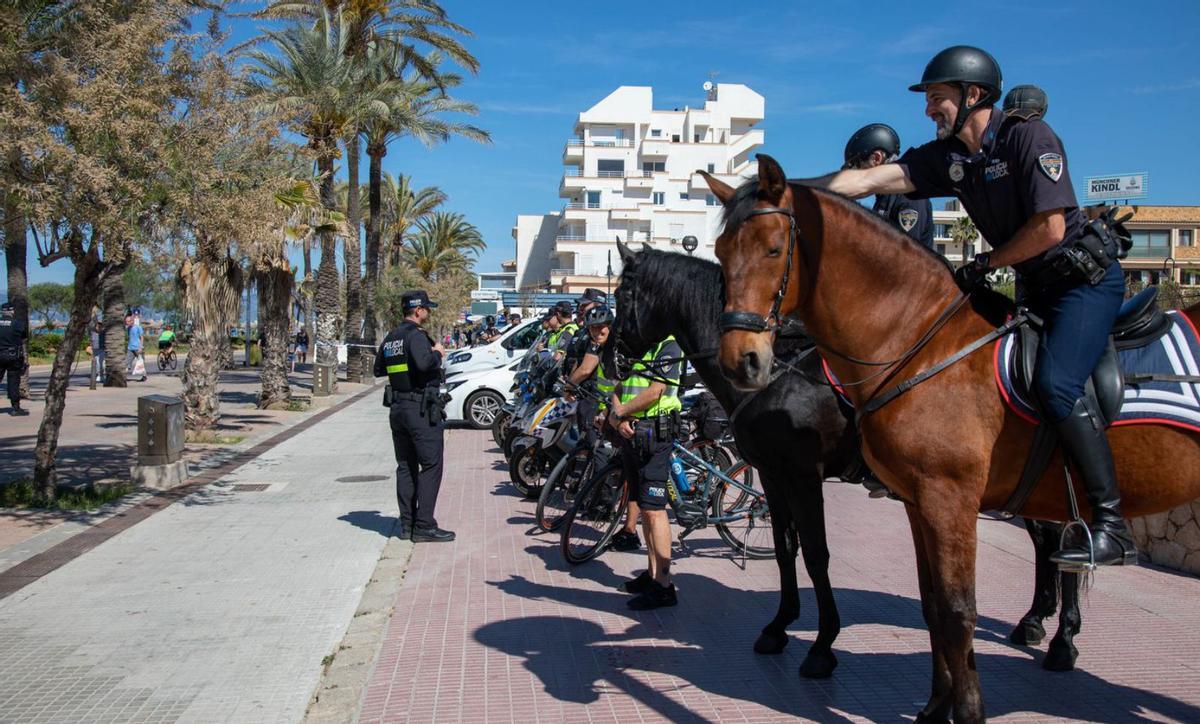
[465,390,504,430]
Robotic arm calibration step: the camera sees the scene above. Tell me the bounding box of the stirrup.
[1054,519,1097,573]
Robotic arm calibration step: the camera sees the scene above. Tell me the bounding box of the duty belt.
[389,390,425,402]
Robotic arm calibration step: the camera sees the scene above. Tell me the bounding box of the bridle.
[718,206,800,335]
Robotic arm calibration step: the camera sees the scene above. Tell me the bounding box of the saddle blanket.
[995,310,1200,432]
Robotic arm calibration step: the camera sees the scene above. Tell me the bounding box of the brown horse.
[705,154,1200,723]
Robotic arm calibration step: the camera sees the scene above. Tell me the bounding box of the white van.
[444,321,543,376]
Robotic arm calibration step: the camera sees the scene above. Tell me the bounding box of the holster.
[382,385,394,407]
[1024,219,1124,292]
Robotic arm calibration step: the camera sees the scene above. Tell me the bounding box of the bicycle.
[559,432,772,565]
[157,344,177,371]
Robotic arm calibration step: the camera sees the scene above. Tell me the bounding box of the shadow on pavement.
[339,510,398,537]
[0,443,132,485]
[477,572,1200,722]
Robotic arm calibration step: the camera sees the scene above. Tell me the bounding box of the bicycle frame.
[666,441,762,527]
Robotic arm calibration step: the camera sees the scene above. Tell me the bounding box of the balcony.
[625,173,654,191]
[641,138,671,156]
[555,234,586,242]
[563,140,583,160]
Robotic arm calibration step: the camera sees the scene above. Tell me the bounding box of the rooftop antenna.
[705,71,719,100]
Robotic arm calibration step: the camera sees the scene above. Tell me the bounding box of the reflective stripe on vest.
[617,336,681,418]
[386,363,409,374]
[595,363,616,410]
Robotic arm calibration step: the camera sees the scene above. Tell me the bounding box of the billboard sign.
[1084,172,1149,202]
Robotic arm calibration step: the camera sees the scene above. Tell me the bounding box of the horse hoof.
[753,631,788,655]
[1043,641,1078,672]
[798,650,837,679]
[1009,620,1046,646]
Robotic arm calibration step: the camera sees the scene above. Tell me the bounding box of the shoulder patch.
[1038,153,1063,182]
[898,208,918,232]
[949,162,965,182]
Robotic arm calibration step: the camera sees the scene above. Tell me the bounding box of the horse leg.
[754,487,799,655]
[1043,568,1081,671]
[916,500,986,724]
[906,505,953,724]
[793,479,840,679]
[1010,519,1058,646]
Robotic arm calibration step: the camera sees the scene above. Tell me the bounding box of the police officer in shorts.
[798,46,1135,567]
[843,123,934,248]
[609,335,684,609]
[0,302,29,415]
[374,290,454,543]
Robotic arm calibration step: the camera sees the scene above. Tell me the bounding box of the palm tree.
[950,215,979,267]
[403,211,484,280]
[380,173,446,268]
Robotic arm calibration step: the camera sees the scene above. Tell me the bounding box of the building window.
[936,243,946,256]
[706,163,715,173]
[1179,229,1194,247]
[706,194,718,207]
[1129,229,1171,258]
[597,159,624,177]
[586,191,601,209]
[652,192,664,205]
[933,223,949,239]
[1182,270,1200,285]
[671,134,680,143]
[679,192,689,201]
[650,129,661,137]
[642,161,665,173]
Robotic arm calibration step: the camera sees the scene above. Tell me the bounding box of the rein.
[719,206,799,334]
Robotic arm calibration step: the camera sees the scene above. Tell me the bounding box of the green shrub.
[27,333,63,357]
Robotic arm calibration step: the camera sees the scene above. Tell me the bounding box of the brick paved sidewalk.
[0,392,400,723]
[360,429,1200,723]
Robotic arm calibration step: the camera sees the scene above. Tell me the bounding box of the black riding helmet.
[909,45,1003,137]
[843,123,901,169]
[584,304,614,327]
[1003,84,1048,120]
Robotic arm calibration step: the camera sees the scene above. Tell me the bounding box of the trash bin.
[138,394,185,465]
[313,361,338,397]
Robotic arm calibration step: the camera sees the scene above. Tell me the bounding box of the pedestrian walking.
[295,328,309,366]
[90,317,106,383]
[0,302,29,415]
[374,290,455,543]
[126,313,146,381]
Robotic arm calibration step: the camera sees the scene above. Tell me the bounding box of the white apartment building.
[513,83,765,293]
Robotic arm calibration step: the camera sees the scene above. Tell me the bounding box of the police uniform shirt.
[898,109,1086,275]
[0,314,27,352]
[374,320,442,390]
[873,193,934,248]
[648,338,684,388]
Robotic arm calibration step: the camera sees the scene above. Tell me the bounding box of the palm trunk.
[256,255,293,408]
[302,234,314,348]
[315,151,342,367]
[33,245,106,501]
[344,133,364,381]
[363,145,385,362]
[180,252,243,431]
[2,198,31,399]
[101,261,128,387]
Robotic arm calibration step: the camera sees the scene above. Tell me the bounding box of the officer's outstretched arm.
[793,164,916,200]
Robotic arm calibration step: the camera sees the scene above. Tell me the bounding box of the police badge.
[1038,153,1063,182]
[949,162,964,182]
[898,208,918,232]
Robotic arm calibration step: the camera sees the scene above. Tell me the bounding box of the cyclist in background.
[158,324,176,354]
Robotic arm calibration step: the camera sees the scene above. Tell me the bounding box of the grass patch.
[285,399,309,412]
[0,478,135,511]
[185,431,245,445]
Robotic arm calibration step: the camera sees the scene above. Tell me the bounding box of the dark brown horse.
[706,155,1200,722]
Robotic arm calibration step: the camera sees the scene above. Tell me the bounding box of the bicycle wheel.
[560,462,628,565]
[682,439,733,505]
[535,453,577,532]
[169,352,178,370]
[714,462,774,559]
[157,353,167,371]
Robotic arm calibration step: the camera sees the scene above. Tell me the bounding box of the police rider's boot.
[1049,398,1137,568]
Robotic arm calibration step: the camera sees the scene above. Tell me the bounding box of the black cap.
[1003,84,1048,120]
[0,302,13,313]
[909,46,1003,105]
[843,124,900,169]
[401,289,438,311]
[574,288,608,306]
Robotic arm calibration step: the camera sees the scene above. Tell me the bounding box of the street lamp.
[682,235,698,255]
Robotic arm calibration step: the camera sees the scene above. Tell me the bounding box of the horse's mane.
[720,177,1013,324]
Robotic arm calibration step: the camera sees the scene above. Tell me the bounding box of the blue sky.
[11,0,1199,289]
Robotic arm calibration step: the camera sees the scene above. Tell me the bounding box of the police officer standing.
[798,46,1135,567]
[374,290,454,543]
[843,123,934,248]
[0,302,29,415]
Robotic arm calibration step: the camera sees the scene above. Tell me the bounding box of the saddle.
[1000,286,1170,515]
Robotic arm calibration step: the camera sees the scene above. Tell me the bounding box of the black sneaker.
[627,580,677,610]
[609,530,641,552]
[11,406,28,417]
[412,527,456,543]
[618,570,653,594]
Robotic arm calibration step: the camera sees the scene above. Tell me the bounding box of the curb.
[303,530,415,724]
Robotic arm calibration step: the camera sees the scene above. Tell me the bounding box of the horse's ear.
[756,153,787,202]
[697,170,735,204]
[616,238,635,265]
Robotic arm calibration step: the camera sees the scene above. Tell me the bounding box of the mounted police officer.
[374,290,454,543]
[843,124,934,248]
[801,46,1135,567]
[1004,84,1049,120]
[0,302,29,415]
[609,335,684,609]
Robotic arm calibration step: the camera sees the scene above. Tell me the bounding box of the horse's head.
[706,154,805,390]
